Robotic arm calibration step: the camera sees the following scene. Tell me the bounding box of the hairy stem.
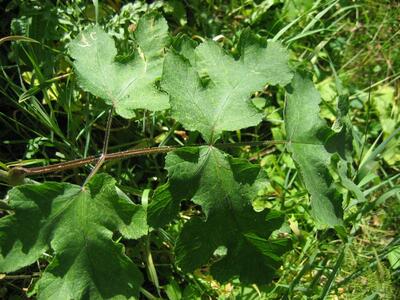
[7,140,286,178]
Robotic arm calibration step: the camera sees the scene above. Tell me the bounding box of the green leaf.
[164,146,291,283]
[147,182,180,229]
[176,212,291,284]
[336,159,366,205]
[69,13,170,118]
[166,147,262,216]
[285,73,343,227]
[162,31,292,143]
[388,246,400,269]
[0,174,147,299]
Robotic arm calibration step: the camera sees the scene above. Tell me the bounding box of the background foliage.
[0,0,399,299]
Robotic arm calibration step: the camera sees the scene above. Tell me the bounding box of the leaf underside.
[0,174,147,299]
[69,13,170,118]
[162,30,293,143]
[285,73,343,227]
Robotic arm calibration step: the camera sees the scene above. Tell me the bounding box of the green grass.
[0,0,399,299]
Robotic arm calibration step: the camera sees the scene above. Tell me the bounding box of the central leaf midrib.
[44,185,82,237]
[115,53,150,102]
[209,84,240,140]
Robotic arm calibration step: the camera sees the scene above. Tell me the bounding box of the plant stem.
[102,107,114,155]
[8,140,286,177]
[83,107,113,186]
[0,273,40,280]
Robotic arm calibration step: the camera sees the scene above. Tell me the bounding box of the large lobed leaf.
[0,174,147,299]
[175,210,291,284]
[69,13,170,118]
[149,146,291,283]
[285,73,343,227]
[162,30,293,143]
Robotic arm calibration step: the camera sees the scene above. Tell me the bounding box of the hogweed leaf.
[69,13,169,118]
[162,30,292,143]
[285,73,343,227]
[0,174,147,299]
[161,146,291,283]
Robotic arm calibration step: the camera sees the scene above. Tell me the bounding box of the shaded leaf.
[164,146,291,283]
[176,210,291,284]
[147,182,180,228]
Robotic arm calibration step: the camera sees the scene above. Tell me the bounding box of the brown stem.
[9,140,286,177]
